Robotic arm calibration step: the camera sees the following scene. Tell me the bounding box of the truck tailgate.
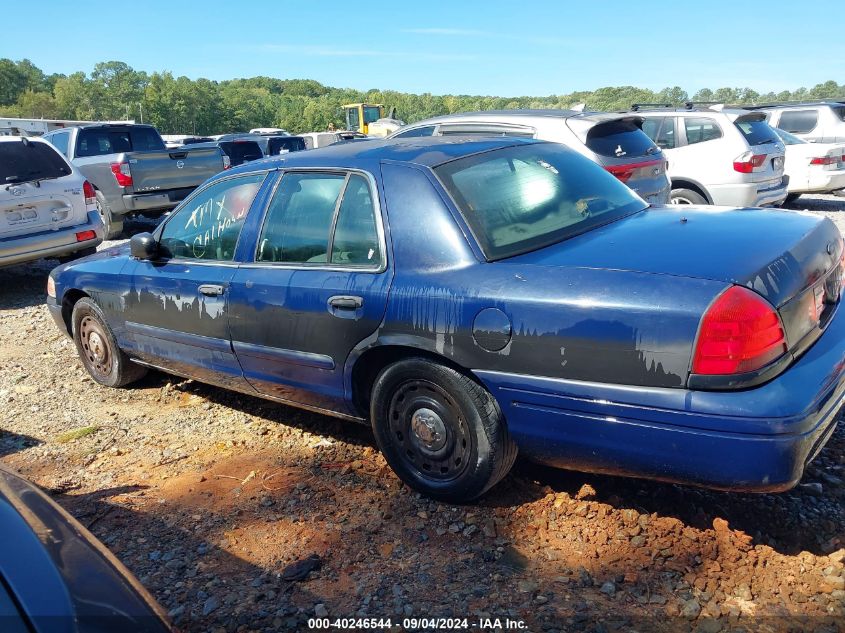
[128,147,224,194]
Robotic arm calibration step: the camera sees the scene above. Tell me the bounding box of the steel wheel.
[371,358,517,502]
[78,315,114,380]
[387,379,471,482]
[670,196,693,205]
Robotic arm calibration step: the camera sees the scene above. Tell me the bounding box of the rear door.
[121,171,269,387]
[228,169,392,415]
[0,139,87,239]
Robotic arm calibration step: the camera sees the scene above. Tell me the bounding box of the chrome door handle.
[198,284,225,297]
[328,295,363,310]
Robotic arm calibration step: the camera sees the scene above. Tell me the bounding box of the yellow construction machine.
[342,103,403,137]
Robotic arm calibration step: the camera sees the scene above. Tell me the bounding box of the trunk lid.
[508,205,842,309]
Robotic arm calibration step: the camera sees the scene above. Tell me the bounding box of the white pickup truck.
[42,124,228,238]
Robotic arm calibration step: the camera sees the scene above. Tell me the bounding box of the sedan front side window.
[158,173,266,261]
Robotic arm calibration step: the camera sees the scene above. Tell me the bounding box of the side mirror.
[130,232,159,260]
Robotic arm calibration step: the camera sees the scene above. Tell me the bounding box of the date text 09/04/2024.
[306,617,528,630]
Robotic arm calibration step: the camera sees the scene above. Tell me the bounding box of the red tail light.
[692,286,787,375]
[75,230,97,242]
[110,162,133,187]
[733,152,767,173]
[82,180,96,206]
[605,159,663,184]
[810,156,839,166]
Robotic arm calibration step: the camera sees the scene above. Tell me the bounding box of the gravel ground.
[1,198,845,633]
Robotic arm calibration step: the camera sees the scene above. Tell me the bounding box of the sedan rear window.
[0,140,71,184]
[735,119,780,146]
[585,120,657,158]
[435,144,647,260]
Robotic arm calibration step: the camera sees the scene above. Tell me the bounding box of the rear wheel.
[71,298,146,387]
[670,188,708,205]
[370,358,517,503]
[95,191,124,240]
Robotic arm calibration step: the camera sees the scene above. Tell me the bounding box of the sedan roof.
[227,136,544,175]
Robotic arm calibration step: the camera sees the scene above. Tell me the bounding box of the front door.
[228,170,392,415]
[122,172,268,389]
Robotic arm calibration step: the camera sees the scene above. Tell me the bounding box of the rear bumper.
[0,210,103,268]
[796,169,845,194]
[475,302,845,492]
[122,187,194,214]
[708,178,788,207]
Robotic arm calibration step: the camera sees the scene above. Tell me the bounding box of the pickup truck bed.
[42,124,227,238]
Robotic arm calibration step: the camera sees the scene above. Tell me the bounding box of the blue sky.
[2,0,837,96]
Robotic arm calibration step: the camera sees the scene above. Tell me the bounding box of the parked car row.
[389,100,845,207]
[41,124,228,238]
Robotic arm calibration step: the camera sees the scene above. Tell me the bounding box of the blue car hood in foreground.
[510,205,842,308]
[0,466,170,632]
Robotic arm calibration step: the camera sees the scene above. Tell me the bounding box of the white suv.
[754,101,845,143]
[636,105,788,207]
[1,136,103,268]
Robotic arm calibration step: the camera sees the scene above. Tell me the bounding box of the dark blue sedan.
[47,137,845,502]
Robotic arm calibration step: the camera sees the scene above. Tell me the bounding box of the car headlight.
[46,275,56,298]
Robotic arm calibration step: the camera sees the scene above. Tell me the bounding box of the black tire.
[370,358,517,503]
[670,188,708,205]
[95,191,124,240]
[785,193,801,204]
[71,297,147,387]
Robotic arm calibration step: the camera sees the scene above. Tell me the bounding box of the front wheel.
[71,298,147,387]
[370,358,517,503]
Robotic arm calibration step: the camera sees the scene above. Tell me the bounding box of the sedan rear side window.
[436,144,646,260]
[585,120,657,158]
[257,173,346,263]
[684,118,722,145]
[778,110,819,134]
[0,140,71,184]
[159,173,265,261]
[257,172,382,267]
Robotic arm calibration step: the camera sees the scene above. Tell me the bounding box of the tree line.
[1,58,843,135]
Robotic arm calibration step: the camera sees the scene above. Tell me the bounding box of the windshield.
[773,127,806,145]
[735,119,780,146]
[435,143,647,260]
[364,106,382,124]
[0,140,71,184]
